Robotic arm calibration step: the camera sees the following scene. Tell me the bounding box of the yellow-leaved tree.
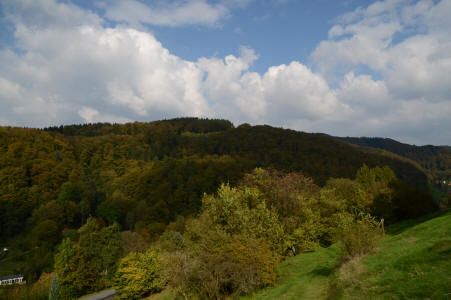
[113,248,164,300]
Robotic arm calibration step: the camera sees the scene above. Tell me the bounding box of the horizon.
[1,117,449,147]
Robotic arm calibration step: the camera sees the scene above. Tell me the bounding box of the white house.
[0,274,25,286]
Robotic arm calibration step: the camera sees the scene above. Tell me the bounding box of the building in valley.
[0,274,25,286]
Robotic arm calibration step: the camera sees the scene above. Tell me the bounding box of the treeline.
[43,118,234,137]
[0,118,435,283]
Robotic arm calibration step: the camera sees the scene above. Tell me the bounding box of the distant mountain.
[334,136,451,183]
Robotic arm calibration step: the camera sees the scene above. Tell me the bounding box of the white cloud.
[262,62,346,122]
[0,0,450,145]
[0,77,22,100]
[310,0,451,144]
[0,24,213,126]
[197,47,265,121]
[78,106,131,124]
[2,0,102,29]
[197,49,350,124]
[78,107,99,123]
[102,0,232,28]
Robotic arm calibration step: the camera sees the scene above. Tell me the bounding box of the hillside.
[243,210,451,299]
[336,136,451,185]
[0,118,435,282]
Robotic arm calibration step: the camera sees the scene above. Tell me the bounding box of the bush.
[120,231,148,256]
[201,184,286,254]
[289,219,323,252]
[157,229,185,252]
[113,248,164,300]
[163,229,279,299]
[335,212,381,259]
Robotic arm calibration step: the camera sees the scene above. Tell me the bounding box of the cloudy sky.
[0,0,450,145]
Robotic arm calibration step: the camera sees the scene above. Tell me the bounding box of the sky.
[0,0,450,146]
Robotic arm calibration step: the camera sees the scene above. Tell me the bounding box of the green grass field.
[244,210,451,300]
[335,210,451,299]
[241,246,340,300]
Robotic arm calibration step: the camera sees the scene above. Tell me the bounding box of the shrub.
[120,231,148,256]
[163,229,279,299]
[201,184,286,254]
[335,211,381,259]
[157,229,185,252]
[113,248,164,300]
[289,219,323,252]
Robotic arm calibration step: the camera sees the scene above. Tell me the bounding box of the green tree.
[113,248,164,300]
[241,169,323,251]
[54,218,122,298]
[32,219,60,247]
[57,182,83,203]
[78,218,121,279]
[54,238,86,298]
[96,201,120,225]
[201,184,285,254]
[324,178,372,212]
[163,183,283,299]
[356,165,397,222]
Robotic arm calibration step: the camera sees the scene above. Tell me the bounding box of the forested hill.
[0,118,434,280]
[40,119,429,186]
[1,119,428,236]
[335,136,451,182]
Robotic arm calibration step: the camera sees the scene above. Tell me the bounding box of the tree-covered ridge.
[43,117,234,137]
[336,136,451,183]
[42,119,430,187]
[176,125,428,186]
[0,118,436,284]
[0,119,430,238]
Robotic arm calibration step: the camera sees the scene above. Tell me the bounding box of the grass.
[240,247,340,300]
[146,289,177,300]
[244,210,451,300]
[335,210,451,299]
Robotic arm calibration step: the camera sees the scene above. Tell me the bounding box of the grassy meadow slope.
[244,210,451,300]
[240,246,340,300]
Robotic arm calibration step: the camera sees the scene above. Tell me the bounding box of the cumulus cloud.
[311,0,451,144]
[0,0,450,145]
[0,24,213,126]
[313,0,451,97]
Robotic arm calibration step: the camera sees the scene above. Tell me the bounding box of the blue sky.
[0,0,450,145]
[145,0,375,73]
